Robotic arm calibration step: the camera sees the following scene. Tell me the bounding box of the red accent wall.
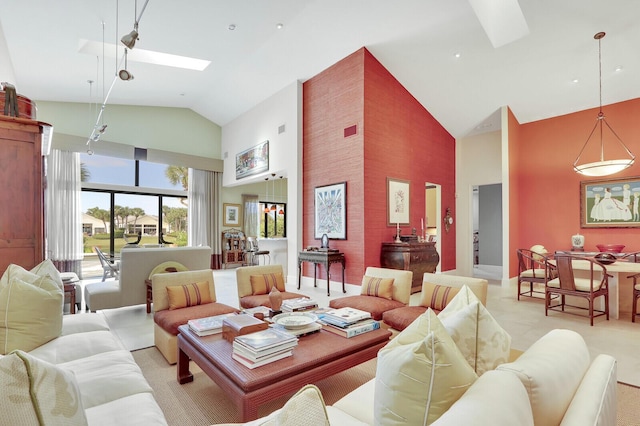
[513,98,640,262]
[303,48,456,284]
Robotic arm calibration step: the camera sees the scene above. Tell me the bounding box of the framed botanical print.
[223,203,242,227]
[580,176,640,228]
[314,182,347,239]
[387,177,410,225]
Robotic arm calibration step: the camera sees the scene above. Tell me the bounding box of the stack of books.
[281,298,318,312]
[318,307,379,338]
[187,313,236,336]
[232,328,298,369]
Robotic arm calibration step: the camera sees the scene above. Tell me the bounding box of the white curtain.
[243,194,259,237]
[45,149,83,275]
[188,169,221,266]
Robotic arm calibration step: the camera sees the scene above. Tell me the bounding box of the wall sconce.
[444,208,454,233]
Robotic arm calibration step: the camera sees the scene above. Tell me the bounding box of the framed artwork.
[223,203,242,227]
[314,182,347,239]
[580,176,640,228]
[387,177,410,225]
[235,140,269,179]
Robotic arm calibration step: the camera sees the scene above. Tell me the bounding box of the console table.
[297,251,346,296]
[380,242,439,293]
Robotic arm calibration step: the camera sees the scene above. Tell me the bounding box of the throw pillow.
[260,384,330,426]
[166,281,212,310]
[374,309,478,425]
[420,282,460,311]
[360,276,394,300]
[0,262,64,355]
[438,285,511,375]
[0,350,88,425]
[250,273,286,295]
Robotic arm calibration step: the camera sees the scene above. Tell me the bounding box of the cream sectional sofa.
[220,328,616,426]
[9,313,167,425]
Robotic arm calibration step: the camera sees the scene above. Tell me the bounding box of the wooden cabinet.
[380,242,439,293]
[0,115,45,275]
[222,229,246,268]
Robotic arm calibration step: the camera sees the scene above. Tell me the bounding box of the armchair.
[545,255,609,326]
[235,264,307,309]
[328,267,412,320]
[94,246,119,281]
[517,248,556,300]
[152,269,238,364]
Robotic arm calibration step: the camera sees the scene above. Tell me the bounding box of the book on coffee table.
[281,298,318,312]
[231,349,293,369]
[319,307,372,328]
[188,313,237,336]
[234,328,298,352]
[322,319,380,338]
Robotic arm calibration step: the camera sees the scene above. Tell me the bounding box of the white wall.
[221,81,302,282]
[455,129,502,277]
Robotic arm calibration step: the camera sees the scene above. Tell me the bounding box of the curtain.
[188,169,222,268]
[45,149,83,277]
[243,194,259,237]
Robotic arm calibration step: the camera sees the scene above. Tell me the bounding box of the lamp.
[120,0,150,50]
[118,48,134,81]
[573,32,635,177]
[264,177,270,213]
[270,174,277,211]
[278,176,285,215]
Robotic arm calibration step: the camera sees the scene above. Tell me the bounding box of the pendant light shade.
[573,32,635,177]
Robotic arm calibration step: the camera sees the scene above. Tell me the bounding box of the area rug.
[132,347,640,425]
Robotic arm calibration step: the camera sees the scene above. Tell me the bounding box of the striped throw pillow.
[360,276,394,300]
[166,281,212,310]
[250,273,286,295]
[420,282,460,311]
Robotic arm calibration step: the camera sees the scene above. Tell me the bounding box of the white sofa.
[16,313,167,425]
[85,246,211,311]
[218,329,616,426]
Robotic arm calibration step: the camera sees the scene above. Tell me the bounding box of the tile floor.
[80,269,640,386]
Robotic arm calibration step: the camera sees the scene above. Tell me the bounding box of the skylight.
[79,39,210,71]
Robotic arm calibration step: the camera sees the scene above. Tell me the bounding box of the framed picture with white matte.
[223,203,242,227]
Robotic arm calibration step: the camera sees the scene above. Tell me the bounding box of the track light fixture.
[119,48,134,81]
[120,0,150,50]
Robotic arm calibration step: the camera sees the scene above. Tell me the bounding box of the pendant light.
[573,32,635,177]
[278,176,285,215]
[270,174,277,211]
[264,177,270,213]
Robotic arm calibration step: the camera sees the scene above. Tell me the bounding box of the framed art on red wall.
[314,182,347,239]
[387,177,410,226]
[580,176,640,228]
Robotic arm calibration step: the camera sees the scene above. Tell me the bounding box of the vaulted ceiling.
[1,0,639,139]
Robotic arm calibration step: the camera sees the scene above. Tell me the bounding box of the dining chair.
[622,251,640,322]
[545,254,609,326]
[94,246,120,281]
[516,248,556,300]
[243,237,270,266]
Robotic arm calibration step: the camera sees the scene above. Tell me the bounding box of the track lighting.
[119,49,134,81]
[120,0,150,50]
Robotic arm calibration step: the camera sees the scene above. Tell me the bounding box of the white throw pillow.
[438,285,511,375]
[259,384,330,426]
[0,261,64,354]
[374,309,477,425]
[0,350,88,425]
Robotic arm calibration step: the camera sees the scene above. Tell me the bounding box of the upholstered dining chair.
[517,248,556,300]
[545,254,609,326]
[622,252,640,322]
[94,246,120,281]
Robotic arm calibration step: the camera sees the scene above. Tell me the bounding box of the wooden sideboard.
[380,242,439,293]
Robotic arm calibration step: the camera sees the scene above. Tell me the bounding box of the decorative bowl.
[594,252,617,265]
[596,244,625,253]
[271,312,318,330]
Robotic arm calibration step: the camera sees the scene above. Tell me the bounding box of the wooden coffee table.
[176,324,391,421]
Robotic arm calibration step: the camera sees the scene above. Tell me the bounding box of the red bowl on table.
[596,244,625,253]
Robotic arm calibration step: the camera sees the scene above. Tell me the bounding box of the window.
[81,153,189,258]
[259,202,286,238]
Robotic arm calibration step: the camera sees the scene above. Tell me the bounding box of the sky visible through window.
[81,153,185,214]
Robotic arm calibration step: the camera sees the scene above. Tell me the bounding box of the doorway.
[425,183,441,272]
[472,184,502,280]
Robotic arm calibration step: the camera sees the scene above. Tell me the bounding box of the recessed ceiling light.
[79,40,210,71]
[454,53,461,58]
[276,23,284,29]
[228,24,236,31]
[572,78,579,84]
[615,66,623,72]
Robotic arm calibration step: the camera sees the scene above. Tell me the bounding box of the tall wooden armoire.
[0,115,47,275]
